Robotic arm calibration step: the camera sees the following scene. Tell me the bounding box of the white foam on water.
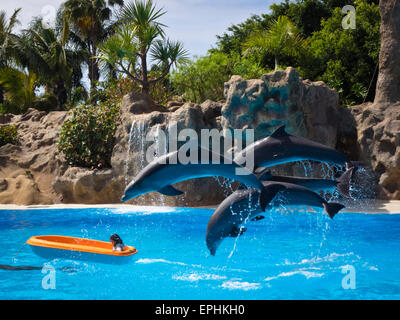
[173,272,227,282]
[278,252,358,266]
[264,268,324,282]
[110,206,179,215]
[220,280,261,291]
[135,258,187,266]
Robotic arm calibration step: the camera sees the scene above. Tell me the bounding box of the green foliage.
[58,102,119,168]
[0,124,18,147]
[171,53,232,103]
[212,0,380,106]
[307,0,380,104]
[97,0,188,95]
[243,16,307,70]
[171,52,269,103]
[61,0,124,91]
[0,67,37,113]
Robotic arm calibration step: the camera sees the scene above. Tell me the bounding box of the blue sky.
[2,0,276,57]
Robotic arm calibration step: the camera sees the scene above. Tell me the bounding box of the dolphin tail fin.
[258,184,284,212]
[158,185,184,196]
[335,167,355,198]
[323,202,345,219]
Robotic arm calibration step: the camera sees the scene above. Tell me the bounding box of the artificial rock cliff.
[0,67,344,205]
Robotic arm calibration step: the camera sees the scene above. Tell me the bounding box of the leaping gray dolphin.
[206,181,345,255]
[234,125,351,170]
[122,148,270,211]
[253,167,355,198]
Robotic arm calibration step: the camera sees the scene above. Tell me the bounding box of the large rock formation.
[0,109,68,205]
[0,69,344,205]
[222,68,339,147]
[337,0,400,200]
[54,68,341,206]
[374,0,400,104]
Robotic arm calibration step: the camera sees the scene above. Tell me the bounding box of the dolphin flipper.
[229,226,247,237]
[158,185,184,196]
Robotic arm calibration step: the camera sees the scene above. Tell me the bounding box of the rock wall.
[0,109,68,205]
[336,0,400,200]
[222,68,339,146]
[0,68,347,205]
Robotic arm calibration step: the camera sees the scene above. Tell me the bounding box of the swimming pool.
[0,206,399,300]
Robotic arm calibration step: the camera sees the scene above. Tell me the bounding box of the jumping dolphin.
[206,181,345,255]
[234,125,351,170]
[122,148,270,211]
[252,167,355,198]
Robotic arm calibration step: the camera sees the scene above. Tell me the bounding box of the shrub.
[0,125,18,147]
[171,52,232,103]
[58,102,119,168]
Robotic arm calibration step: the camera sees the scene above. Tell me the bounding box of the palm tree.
[0,9,21,104]
[244,16,306,70]
[0,67,36,113]
[61,0,124,93]
[98,0,188,95]
[15,19,85,110]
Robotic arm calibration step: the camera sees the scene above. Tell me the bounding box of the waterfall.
[125,119,147,186]
[125,119,168,205]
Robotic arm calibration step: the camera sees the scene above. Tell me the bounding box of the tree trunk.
[140,52,150,94]
[0,86,4,105]
[374,0,400,104]
[54,81,68,110]
[274,55,279,71]
[88,41,100,92]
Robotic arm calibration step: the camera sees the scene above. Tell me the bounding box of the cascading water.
[125,119,168,206]
[125,119,147,185]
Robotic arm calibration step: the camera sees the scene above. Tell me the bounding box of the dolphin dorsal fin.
[270,125,287,138]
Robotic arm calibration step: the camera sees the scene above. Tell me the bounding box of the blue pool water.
[0,206,399,300]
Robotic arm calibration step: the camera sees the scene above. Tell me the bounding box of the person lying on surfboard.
[110,234,126,252]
